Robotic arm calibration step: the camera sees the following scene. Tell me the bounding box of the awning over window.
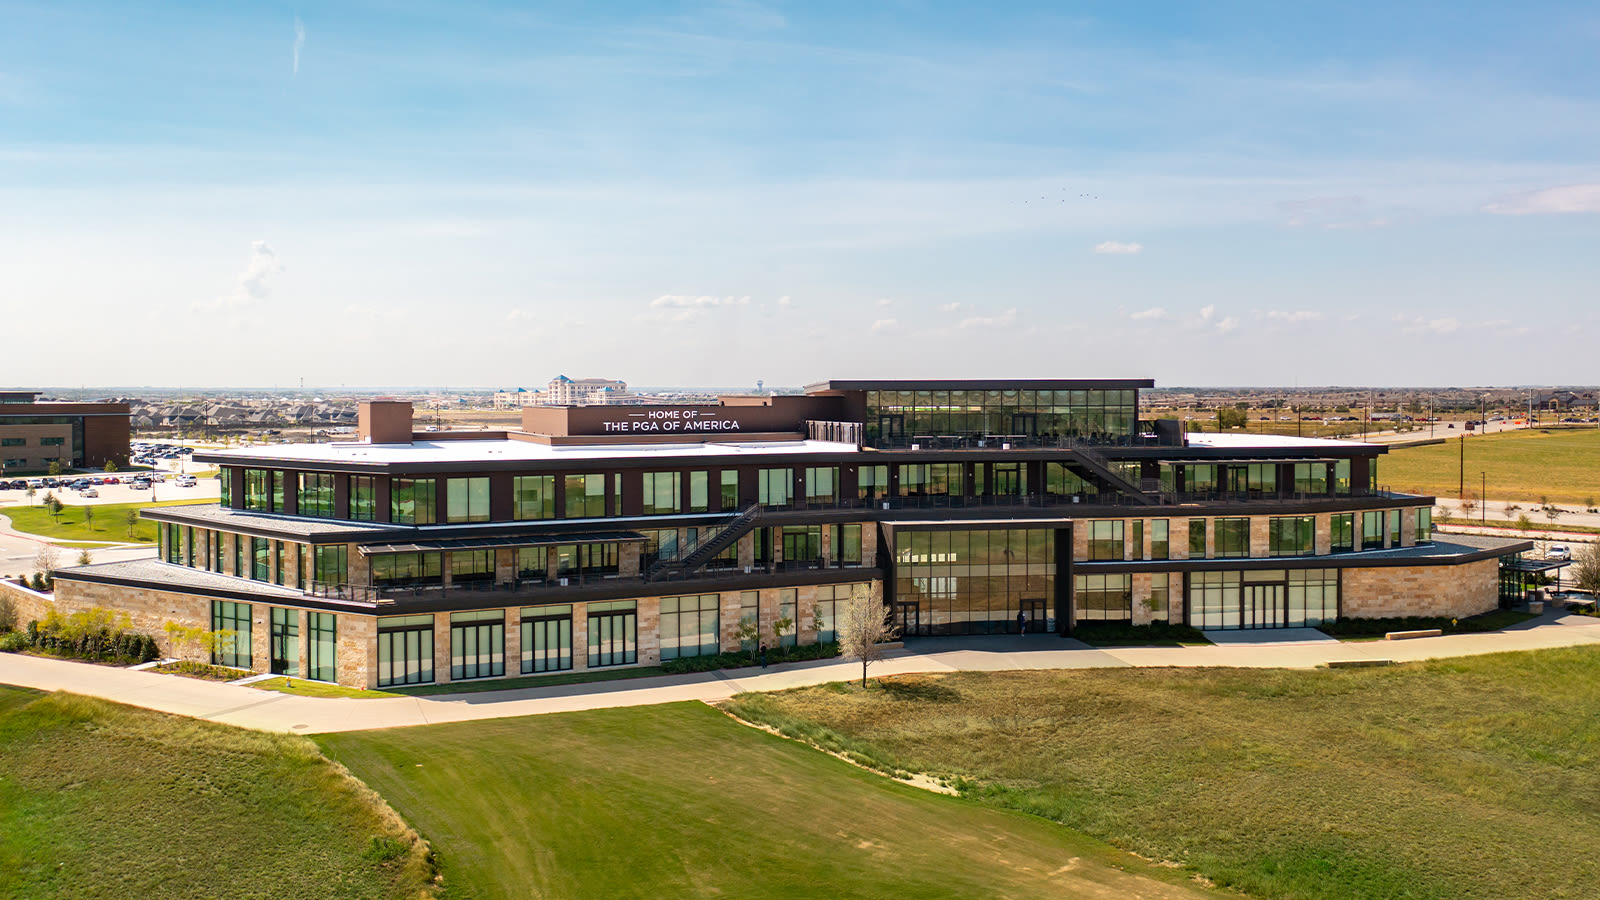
[359,531,646,556]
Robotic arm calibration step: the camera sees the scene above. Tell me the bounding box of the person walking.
[759,642,768,668]
[1017,610,1028,634]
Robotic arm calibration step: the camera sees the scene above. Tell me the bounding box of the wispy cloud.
[293,18,306,75]
[870,318,899,335]
[1129,307,1167,320]
[1393,314,1460,335]
[196,240,281,310]
[938,302,962,313]
[1214,317,1239,334]
[959,307,1017,329]
[1264,309,1324,323]
[1481,183,1600,215]
[1093,240,1143,255]
[876,297,894,308]
[775,295,793,308]
[646,293,751,323]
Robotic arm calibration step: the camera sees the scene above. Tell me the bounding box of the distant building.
[494,376,636,409]
[0,391,130,473]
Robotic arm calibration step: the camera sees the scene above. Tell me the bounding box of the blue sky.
[2,1,1597,388]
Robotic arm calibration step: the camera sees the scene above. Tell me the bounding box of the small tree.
[47,460,60,477]
[77,548,93,566]
[33,543,61,581]
[837,584,900,687]
[103,458,117,473]
[124,509,140,539]
[1458,494,1477,520]
[1586,496,1597,513]
[1570,543,1600,597]
[1545,504,1564,527]
[1216,407,1248,430]
[83,504,94,530]
[44,493,63,523]
[1515,514,1533,531]
[770,615,795,653]
[24,485,35,507]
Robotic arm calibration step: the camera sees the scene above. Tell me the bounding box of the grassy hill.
[1380,427,1600,505]
[319,701,1219,900]
[0,686,436,900]
[724,646,1600,900]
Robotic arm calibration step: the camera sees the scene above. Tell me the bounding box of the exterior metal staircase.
[643,503,763,581]
[1068,447,1160,506]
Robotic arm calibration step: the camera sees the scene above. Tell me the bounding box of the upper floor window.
[565,474,605,518]
[1414,508,1432,543]
[1150,519,1169,560]
[758,468,793,507]
[719,470,739,509]
[806,467,838,505]
[350,476,377,521]
[1331,513,1355,552]
[446,477,490,523]
[857,465,889,501]
[1361,511,1384,550]
[1189,518,1207,557]
[514,475,554,520]
[392,477,437,525]
[1269,516,1315,557]
[1088,520,1123,561]
[1214,518,1249,558]
[244,469,275,512]
[642,472,682,515]
[688,471,709,513]
[298,472,335,518]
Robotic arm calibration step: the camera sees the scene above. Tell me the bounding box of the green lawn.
[724,647,1600,900]
[1381,427,1600,505]
[0,686,436,900]
[0,499,205,544]
[251,676,404,699]
[319,702,1221,900]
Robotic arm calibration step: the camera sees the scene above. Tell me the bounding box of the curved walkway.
[3,611,1598,736]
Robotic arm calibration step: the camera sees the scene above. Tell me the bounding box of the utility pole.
[1481,471,1486,524]
[1459,433,1465,500]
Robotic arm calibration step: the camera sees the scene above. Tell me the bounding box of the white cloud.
[1394,314,1461,335]
[505,309,536,322]
[1265,309,1324,323]
[1199,304,1216,321]
[1214,316,1240,334]
[870,318,899,335]
[646,294,752,323]
[1092,240,1144,254]
[959,307,1018,329]
[1481,183,1600,215]
[196,240,281,311]
[1129,307,1167,320]
[939,302,962,313]
[293,18,306,75]
[775,295,792,308]
[876,298,894,308]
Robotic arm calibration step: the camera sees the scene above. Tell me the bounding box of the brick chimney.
[358,400,414,444]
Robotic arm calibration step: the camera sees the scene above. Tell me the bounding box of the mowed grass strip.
[318,701,1222,900]
[1,499,206,544]
[0,686,437,900]
[724,648,1600,900]
[1381,427,1600,505]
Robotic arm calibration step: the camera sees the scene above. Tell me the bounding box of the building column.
[570,602,589,671]
[433,612,451,684]
[504,608,521,677]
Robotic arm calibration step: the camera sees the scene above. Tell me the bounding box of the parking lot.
[0,440,222,507]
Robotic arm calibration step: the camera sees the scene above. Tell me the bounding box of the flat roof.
[199,438,860,467]
[805,379,1155,393]
[1186,433,1379,450]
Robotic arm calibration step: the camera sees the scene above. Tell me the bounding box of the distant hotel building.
[48,377,1529,689]
[0,391,130,474]
[493,376,637,410]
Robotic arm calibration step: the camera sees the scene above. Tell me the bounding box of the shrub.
[362,835,409,862]
[3,608,161,664]
[1072,621,1206,644]
[0,595,15,633]
[0,631,27,652]
[29,573,46,591]
[659,641,842,674]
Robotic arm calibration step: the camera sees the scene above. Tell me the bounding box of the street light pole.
[1481,471,1486,524]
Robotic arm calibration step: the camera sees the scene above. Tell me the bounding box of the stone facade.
[50,580,210,657]
[1341,559,1499,619]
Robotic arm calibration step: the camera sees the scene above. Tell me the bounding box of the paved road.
[3,608,1597,736]
[0,512,155,580]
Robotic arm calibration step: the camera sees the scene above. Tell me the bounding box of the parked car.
[174,475,197,487]
[130,481,150,491]
[80,487,98,498]
[1546,545,1571,562]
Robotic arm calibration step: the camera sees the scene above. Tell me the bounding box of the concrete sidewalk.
[3,611,1598,736]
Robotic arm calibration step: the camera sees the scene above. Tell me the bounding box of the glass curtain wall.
[391,478,437,524]
[514,475,555,520]
[863,389,1139,444]
[377,615,434,686]
[349,476,377,521]
[446,477,490,523]
[306,613,336,682]
[449,610,505,679]
[1189,569,1338,629]
[211,600,252,669]
[894,528,1054,636]
[521,605,572,673]
[297,473,335,518]
[587,601,637,667]
[659,594,720,660]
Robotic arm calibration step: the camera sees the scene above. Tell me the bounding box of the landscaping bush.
[1316,610,1527,637]
[0,595,15,633]
[659,641,841,674]
[9,608,161,664]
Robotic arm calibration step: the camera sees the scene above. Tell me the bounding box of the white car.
[80,487,98,498]
[174,475,197,487]
[1545,545,1571,562]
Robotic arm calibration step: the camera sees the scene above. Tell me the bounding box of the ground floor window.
[1188,569,1339,630]
[307,612,336,683]
[378,615,435,686]
[1147,573,1170,622]
[588,601,637,667]
[211,600,252,669]
[778,589,798,648]
[660,594,719,660]
[450,610,505,680]
[521,605,572,673]
[893,527,1056,636]
[739,591,759,652]
[270,607,298,676]
[814,583,867,644]
[1074,573,1132,621]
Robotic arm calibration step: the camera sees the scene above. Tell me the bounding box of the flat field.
[319,701,1219,900]
[1380,427,1600,505]
[724,647,1600,900]
[0,686,435,900]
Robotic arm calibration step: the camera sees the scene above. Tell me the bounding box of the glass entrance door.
[1019,598,1047,633]
[270,608,298,676]
[894,601,922,637]
[1010,414,1036,437]
[1243,584,1284,629]
[879,415,905,445]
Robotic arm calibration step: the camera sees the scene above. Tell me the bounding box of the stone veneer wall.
[1341,559,1499,619]
[0,579,56,626]
[50,579,210,657]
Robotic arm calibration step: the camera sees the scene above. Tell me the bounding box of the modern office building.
[0,391,131,473]
[50,379,1529,688]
